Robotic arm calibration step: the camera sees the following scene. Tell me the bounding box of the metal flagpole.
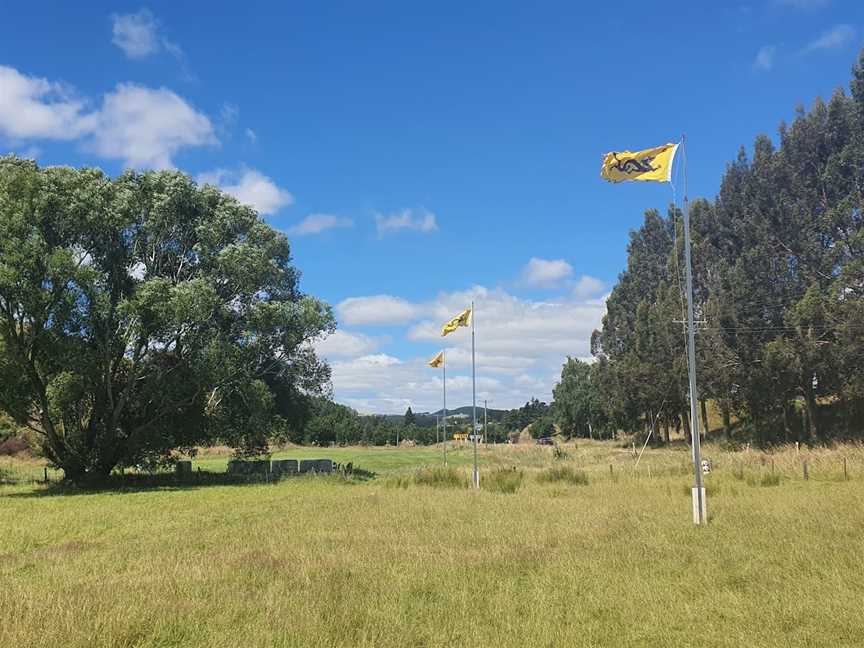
[471,301,479,488]
[682,134,706,524]
[442,351,447,466]
[484,399,488,445]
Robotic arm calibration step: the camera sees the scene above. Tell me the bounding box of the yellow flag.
[428,350,444,368]
[600,142,679,183]
[441,307,472,337]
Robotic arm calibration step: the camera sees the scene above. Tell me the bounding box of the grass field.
[2,441,863,647]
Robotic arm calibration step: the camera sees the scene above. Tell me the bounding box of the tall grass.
[536,464,588,485]
[2,442,864,646]
[481,467,523,494]
[389,465,467,489]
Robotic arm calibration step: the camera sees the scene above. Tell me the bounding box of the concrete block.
[227,460,270,475]
[175,460,193,476]
[271,459,298,475]
[299,459,333,474]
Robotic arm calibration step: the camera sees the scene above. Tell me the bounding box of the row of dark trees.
[553,50,864,446]
[291,400,514,447]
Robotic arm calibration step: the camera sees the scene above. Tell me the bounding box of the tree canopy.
[0,158,335,483]
[568,50,864,445]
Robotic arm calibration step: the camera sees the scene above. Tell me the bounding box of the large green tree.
[0,157,335,483]
[552,357,607,438]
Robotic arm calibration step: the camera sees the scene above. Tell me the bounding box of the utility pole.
[682,135,706,525]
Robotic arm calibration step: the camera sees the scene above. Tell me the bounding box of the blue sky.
[2,0,863,413]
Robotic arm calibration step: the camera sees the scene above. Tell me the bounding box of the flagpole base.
[691,487,707,525]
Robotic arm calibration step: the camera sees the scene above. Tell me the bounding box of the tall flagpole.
[471,301,479,488]
[682,134,706,524]
[442,350,447,466]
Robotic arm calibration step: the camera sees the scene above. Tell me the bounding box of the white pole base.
[692,487,707,524]
[472,468,480,489]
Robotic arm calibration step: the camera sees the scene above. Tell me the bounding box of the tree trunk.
[782,403,793,442]
[720,401,732,439]
[700,399,710,440]
[804,387,819,440]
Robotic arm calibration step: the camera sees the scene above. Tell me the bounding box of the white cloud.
[375,208,438,236]
[0,67,213,169]
[314,330,383,359]
[803,25,856,53]
[520,257,573,287]
[0,65,96,140]
[111,8,188,72]
[197,167,293,215]
[245,128,257,144]
[91,84,215,169]
[327,285,608,413]
[337,295,423,326]
[572,275,605,299]
[288,213,354,236]
[753,45,777,71]
[407,287,604,357]
[17,146,42,160]
[112,9,160,59]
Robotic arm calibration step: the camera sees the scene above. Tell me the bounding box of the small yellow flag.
[600,142,679,183]
[428,350,444,368]
[441,307,472,337]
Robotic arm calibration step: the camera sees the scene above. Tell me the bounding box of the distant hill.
[427,406,506,420]
[367,405,507,427]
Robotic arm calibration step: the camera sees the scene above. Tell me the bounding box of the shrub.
[482,468,523,494]
[412,466,467,489]
[536,465,588,486]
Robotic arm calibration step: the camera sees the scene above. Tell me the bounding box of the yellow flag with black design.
[441,307,472,337]
[600,142,679,183]
[428,350,444,368]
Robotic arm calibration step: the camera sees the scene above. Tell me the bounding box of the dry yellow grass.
[2,441,863,647]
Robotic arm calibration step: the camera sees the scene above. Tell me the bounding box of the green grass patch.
[389,465,467,489]
[482,468,523,494]
[536,465,588,486]
[747,472,781,487]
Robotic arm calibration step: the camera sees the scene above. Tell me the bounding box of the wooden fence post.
[803,460,809,481]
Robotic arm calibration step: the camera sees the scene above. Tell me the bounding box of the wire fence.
[2,443,862,487]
